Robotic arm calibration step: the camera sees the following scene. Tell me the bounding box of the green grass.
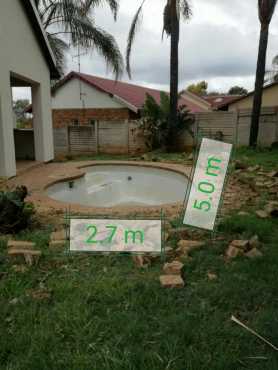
[1,147,278,369]
[234,146,278,170]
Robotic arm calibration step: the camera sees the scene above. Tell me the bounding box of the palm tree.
[34,0,123,79]
[126,0,192,148]
[250,0,277,147]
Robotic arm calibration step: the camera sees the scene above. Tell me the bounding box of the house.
[220,81,278,111]
[0,0,59,177]
[32,71,208,155]
[202,95,243,111]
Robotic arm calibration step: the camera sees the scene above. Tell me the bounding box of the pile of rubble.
[226,236,262,259]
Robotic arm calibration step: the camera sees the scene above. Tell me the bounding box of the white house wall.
[0,0,54,177]
[52,79,125,110]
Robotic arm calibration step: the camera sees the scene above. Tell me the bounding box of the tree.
[13,100,30,121]
[34,0,123,78]
[228,86,248,95]
[187,81,208,96]
[250,0,277,147]
[126,0,192,149]
[265,55,278,83]
[141,92,194,149]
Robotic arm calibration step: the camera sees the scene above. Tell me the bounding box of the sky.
[13,0,278,101]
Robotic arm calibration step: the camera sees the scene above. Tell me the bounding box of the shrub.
[0,186,34,234]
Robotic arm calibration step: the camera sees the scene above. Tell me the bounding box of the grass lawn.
[1,148,278,370]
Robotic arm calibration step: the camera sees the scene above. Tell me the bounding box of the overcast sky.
[13,0,278,101]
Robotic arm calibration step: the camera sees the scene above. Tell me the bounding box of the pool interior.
[47,165,189,208]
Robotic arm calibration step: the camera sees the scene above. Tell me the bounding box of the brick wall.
[52,108,137,128]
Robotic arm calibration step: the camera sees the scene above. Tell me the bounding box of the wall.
[228,84,278,111]
[52,108,132,128]
[0,0,54,177]
[194,107,278,146]
[53,120,148,155]
[52,78,125,110]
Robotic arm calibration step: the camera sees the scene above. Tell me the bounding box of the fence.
[53,120,148,156]
[194,107,278,146]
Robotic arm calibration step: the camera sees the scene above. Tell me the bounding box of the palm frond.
[180,0,192,19]
[126,0,146,78]
[47,34,68,76]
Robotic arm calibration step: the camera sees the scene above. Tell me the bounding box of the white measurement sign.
[70,219,161,253]
[183,138,232,231]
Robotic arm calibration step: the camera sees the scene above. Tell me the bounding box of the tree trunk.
[250,23,269,147]
[168,0,180,149]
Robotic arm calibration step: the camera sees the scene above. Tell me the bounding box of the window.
[89,119,95,126]
[72,119,79,126]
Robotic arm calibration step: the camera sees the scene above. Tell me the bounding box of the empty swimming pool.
[47,165,188,207]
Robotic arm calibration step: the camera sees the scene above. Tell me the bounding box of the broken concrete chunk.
[255,210,269,219]
[132,255,149,268]
[7,240,35,250]
[177,240,205,252]
[49,240,66,249]
[265,201,278,217]
[159,275,184,288]
[207,272,218,281]
[163,261,184,275]
[226,245,244,259]
[50,229,66,241]
[245,248,263,259]
[249,235,260,249]
[231,240,249,250]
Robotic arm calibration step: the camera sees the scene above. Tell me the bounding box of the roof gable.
[20,0,60,79]
[52,72,208,114]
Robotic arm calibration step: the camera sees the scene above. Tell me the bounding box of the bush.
[0,186,34,234]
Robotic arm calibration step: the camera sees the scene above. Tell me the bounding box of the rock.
[141,154,150,161]
[265,201,278,217]
[207,272,218,281]
[249,235,260,249]
[164,246,174,256]
[9,298,19,305]
[255,210,269,219]
[163,261,184,275]
[226,245,244,259]
[238,211,250,216]
[230,240,249,250]
[164,232,169,242]
[8,249,41,266]
[247,165,261,172]
[50,229,66,241]
[268,171,278,178]
[188,153,193,161]
[245,248,263,259]
[132,255,148,268]
[27,289,52,301]
[177,240,205,254]
[7,240,35,250]
[49,240,65,249]
[159,275,184,288]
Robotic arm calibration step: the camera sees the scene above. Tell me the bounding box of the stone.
[50,229,66,241]
[49,240,65,249]
[177,240,205,254]
[7,240,35,250]
[245,248,263,259]
[164,246,174,256]
[9,298,19,305]
[8,249,41,266]
[132,255,148,268]
[265,201,278,217]
[249,235,260,249]
[247,165,261,172]
[231,240,249,250]
[159,275,184,288]
[256,210,269,219]
[268,171,278,178]
[238,211,250,216]
[27,289,52,301]
[207,272,218,281]
[235,160,247,170]
[226,245,244,259]
[188,153,193,161]
[163,261,184,275]
[164,232,169,242]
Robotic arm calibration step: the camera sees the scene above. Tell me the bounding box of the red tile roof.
[203,95,243,109]
[52,71,206,113]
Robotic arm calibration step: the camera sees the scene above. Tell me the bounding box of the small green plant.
[0,186,34,234]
